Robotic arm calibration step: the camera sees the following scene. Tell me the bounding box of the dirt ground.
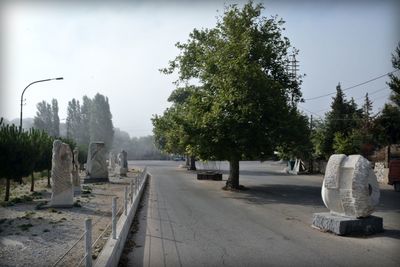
[0,168,141,267]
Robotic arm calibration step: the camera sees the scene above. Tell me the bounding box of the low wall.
[94,170,149,267]
[374,162,389,184]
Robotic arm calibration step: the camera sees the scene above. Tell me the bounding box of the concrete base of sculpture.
[119,167,128,177]
[312,212,383,235]
[83,177,109,183]
[50,189,74,208]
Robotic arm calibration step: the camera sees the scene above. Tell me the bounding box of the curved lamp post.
[19,77,63,132]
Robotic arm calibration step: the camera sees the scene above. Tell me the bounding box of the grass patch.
[22,211,36,219]
[48,208,58,213]
[12,195,33,203]
[0,201,15,207]
[30,191,43,199]
[18,223,33,231]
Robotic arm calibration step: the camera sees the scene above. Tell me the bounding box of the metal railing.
[52,167,147,267]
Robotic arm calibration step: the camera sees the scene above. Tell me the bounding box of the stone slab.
[197,172,222,181]
[312,212,383,235]
[83,177,110,184]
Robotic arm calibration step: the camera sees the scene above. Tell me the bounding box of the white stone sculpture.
[109,152,116,171]
[85,142,109,182]
[322,154,380,218]
[72,147,81,195]
[50,140,73,207]
[118,150,128,176]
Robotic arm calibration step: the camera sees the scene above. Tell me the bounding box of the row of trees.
[33,93,114,152]
[33,99,60,137]
[0,120,76,201]
[1,93,114,202]
[113,129,169,160]
[66,94,114,151]
[312,45,400,160]
[153,1,400,189]
[153,2,310,189]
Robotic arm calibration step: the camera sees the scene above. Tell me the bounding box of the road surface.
[123,160,400,267]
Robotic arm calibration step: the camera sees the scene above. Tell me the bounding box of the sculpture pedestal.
[312,212,383,235]
[197,171,222,180]
[83,177,109,183]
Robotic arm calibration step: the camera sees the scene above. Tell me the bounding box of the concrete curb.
[94,170,150,267]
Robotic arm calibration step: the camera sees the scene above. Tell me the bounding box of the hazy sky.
[0,0,399,137]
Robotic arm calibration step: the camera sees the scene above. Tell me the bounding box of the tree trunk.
[47,169,51,188]
[5,177,10,201]
[225,159,240,189]
[30,173,35,192]
[185,155,190,168]
[189,156,196,170]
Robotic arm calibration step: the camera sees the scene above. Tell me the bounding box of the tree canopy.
[66,93,114,152]
[33,99,60,137]
[155,1,305,189]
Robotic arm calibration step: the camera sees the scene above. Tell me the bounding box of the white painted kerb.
[94,170,150,267]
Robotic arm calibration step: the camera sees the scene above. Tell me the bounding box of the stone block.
[322,154,380,218]
[84,142,109,183]
[197,171,222,181]
[312,212,383,235]
[50,140,73,207]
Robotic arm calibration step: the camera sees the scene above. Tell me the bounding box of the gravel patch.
[0,169,141,267]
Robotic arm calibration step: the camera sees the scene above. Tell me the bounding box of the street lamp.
[19,77,64,132]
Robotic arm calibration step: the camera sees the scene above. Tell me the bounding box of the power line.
[298,92,391,118]
[304,70,398,101]
[297,105,323,118]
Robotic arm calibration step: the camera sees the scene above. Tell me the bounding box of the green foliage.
[89,93,114,151]
[33,99,60,137]
[388,43,400,107]
[66,94,114,152]
[333,131,362,155]
[78,144,88,164]
[0,124,37,182]
[276,109,312,160]
[112,130,168,160]
[157,1,304,187]
[374,104,400,145]
[316,84,363,158]
[66,98,83,143]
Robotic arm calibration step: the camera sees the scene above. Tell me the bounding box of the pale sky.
[0,0,399,137]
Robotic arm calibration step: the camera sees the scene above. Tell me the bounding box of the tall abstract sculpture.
[313,154,382,235]
[50,140,73,207]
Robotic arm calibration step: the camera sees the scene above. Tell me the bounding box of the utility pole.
[287,54,299,105]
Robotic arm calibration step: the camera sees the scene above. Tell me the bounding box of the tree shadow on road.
[223,184,325,207]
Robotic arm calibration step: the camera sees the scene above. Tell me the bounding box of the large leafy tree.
[33,99,60,137]
[80,95,92,146]
[51,99,60,137]
[66,98,82,143]
[321,84,362,157]
[160,1,303,189]
[89,93,114,151]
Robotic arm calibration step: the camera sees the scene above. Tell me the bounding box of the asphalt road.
[123,160,400,267]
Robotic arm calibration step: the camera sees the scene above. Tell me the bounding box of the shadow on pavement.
[376,188,400,212]
[224,184,325,207]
